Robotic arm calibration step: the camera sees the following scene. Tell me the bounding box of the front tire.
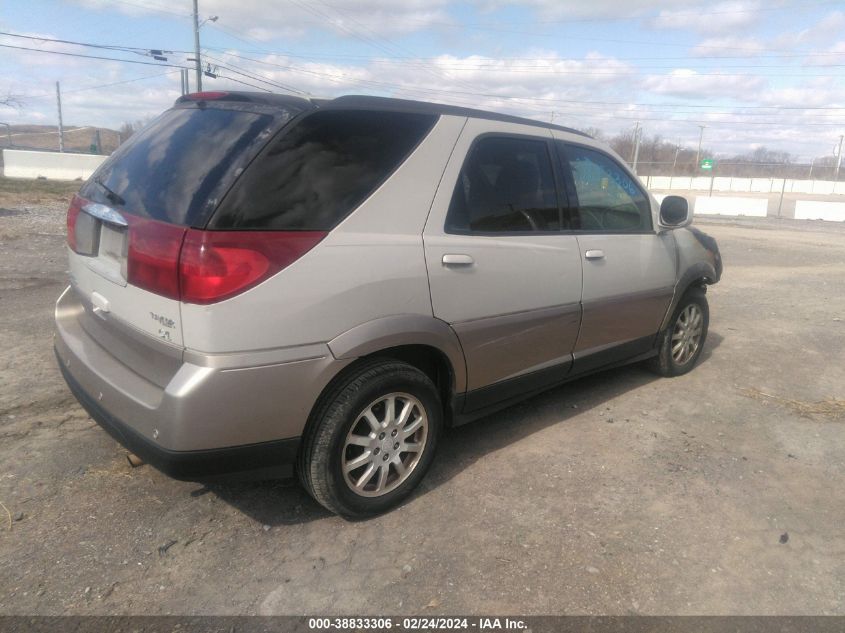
[650,288,709,377]
[298,359,442,518]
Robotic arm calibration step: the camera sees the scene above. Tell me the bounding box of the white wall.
[647,174,844,197]
[794,200,845,222]
[2,149,107,180]
[694,196,768,217]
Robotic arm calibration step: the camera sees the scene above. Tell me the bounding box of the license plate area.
[79,204,129,287]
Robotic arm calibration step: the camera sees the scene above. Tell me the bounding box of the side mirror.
[659,195,692,229]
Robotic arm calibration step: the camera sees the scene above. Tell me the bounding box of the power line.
[214,74,272,92]
[0,43,189,68]
[202,54,310,95]
[18,71,181,102]
[0,31,190,56]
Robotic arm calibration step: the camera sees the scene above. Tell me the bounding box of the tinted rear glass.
[211,110,438,230]
[83,105,282,226]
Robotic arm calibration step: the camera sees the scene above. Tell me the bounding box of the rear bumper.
[54,285,350,481]
[58,351,299,481]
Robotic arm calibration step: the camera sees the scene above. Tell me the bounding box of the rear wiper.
[94,177,125,207]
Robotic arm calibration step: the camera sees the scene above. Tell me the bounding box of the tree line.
[580,127,842,181]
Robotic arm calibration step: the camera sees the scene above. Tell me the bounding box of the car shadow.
[208,330,723,525]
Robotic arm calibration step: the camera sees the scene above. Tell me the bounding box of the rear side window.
[212,110,438,230]
[559,143,651,232]
[446,136,560,233]
[83,106,280,226]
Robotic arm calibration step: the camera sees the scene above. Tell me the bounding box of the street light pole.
[192,0,202,92]
[835,134,844,182]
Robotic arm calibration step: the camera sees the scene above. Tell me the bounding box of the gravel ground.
[1,179,844,615]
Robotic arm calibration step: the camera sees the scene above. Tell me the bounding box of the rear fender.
[327,315,467,394]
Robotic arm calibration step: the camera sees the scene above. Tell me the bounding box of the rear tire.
[298,359,442,518]
[649,288,709,377]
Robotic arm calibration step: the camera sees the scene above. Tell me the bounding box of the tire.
[298,359,442,518]
[649,287,709,377]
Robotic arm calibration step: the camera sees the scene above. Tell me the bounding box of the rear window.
[211,110,438,230]
[82,105,285,226]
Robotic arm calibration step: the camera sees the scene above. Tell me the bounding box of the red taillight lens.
[179,230,327,304]
[126,216,187,300]
[66,194,85,251]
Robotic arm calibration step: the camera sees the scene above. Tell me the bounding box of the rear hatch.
[66,94,307,365]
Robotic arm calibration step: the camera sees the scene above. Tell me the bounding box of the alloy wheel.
[341,392,429,497]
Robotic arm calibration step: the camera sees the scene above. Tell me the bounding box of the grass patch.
[0,176,80,206]
[740,387,845,420]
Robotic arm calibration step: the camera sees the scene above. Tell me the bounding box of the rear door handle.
[442,254,475,266]
[585,249,605,260]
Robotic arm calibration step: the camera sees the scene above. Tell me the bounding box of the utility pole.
[631,123,642,174]
[56,81,65,153]
[630,121,639,164]
[192,0,202,92]
[695,124,706,170]
[671,139,680,176]
[835,134,844,182]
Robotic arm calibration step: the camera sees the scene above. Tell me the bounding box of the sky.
[1,0,844,161]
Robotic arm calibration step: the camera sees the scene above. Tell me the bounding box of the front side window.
[213,110,437,230]
[560,143,651,232]
[446,136,560,233]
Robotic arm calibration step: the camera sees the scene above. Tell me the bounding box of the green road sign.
[700,158,715,170]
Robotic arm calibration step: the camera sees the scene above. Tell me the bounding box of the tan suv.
[55,93,722,517]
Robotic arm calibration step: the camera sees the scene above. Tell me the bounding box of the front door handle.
[585,249,605,260]
[442,254,475,266]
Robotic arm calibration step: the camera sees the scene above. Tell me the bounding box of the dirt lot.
[1,178,844,615]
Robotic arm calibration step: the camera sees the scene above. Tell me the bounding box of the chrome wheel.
[341,392,428,498]
[671,303,704,365]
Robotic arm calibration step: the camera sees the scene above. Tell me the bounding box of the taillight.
[66,194,85,251]
[126,216,187,300]
[179,230,327,304]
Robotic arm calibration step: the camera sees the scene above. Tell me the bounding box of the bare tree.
[0,93,23,108]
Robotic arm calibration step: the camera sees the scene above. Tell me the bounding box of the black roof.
[322,95,589,137]
[176,91,589,138]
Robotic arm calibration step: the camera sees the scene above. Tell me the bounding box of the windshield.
[82,104,290,227]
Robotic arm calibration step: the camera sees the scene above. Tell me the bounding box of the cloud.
[652,1,760,34]
[72,0,452,38]
[690,37,766,57]
[472,0,691,20]
[772,10,845,49]
[642,68,766,99]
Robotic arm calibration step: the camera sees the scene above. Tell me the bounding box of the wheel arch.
[658,262,716,332]
[327,315,467,394]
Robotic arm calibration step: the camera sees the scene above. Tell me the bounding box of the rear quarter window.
[211,110,438,230]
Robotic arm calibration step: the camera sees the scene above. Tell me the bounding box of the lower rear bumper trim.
[57,347,300,482]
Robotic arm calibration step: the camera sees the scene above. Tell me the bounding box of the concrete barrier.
[2,149,107,180]
[694,196,768,217]
[794,200,845,221]
[648,175,844,197]
[750,178,773,193]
